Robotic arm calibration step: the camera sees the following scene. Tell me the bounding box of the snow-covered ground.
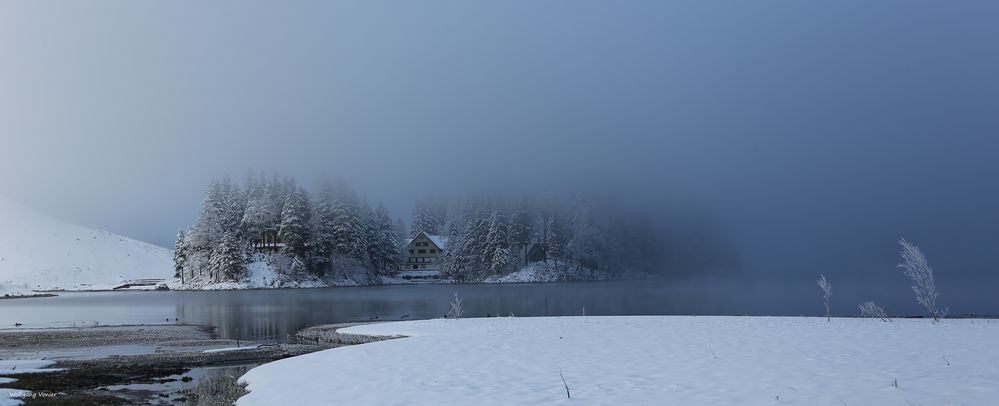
[180,253,376,290]
[0,197,173,293]
[238,316,999,405]
[483,262,565,283]
[482,262,608,283]
[191,260,331,290]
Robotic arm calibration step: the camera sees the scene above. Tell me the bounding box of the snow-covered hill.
[0,197,172,295]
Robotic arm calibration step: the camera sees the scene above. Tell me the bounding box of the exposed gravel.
[0,324,327,405]
[0,325,214,351]
[296,322,402,345]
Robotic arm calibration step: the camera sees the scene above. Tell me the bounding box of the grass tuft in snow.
[559,369,570,399]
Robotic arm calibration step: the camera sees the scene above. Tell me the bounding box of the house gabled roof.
[406,231,448,250]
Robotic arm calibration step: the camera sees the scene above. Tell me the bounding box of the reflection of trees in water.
[168,277,999,341]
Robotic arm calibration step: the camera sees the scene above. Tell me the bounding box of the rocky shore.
[0,325,328,405]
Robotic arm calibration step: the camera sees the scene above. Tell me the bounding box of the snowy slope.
[239,316,999,405]
[0,197,172,293]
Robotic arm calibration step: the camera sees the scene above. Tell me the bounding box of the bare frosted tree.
[858,301,890,322]
[898,238,945,322]
[447,292,464,319]
[817,274,832,321]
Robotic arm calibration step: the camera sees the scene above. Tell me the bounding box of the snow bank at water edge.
[238,316,999,405]
[482,262,609,283]
[0,283,37,298]
[179,254,370,290]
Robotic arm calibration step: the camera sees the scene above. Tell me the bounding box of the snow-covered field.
[0,197,172,294]
[238,316,999,405]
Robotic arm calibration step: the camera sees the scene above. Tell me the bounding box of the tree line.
[174,173,668,287]
[174,174,404,286]
[410,197,663,282]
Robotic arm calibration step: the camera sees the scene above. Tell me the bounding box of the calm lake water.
[2,275,997,341]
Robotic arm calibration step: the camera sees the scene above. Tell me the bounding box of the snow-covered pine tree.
[361,202,382,270]
[567,206,605,272]
[241,175,280,242]
[484,210,511,275]
[267,174,293,220]
[330,185,370,264]
[442,223,469,282]
[545,214,568,269]
[508,201,534,267]
[210,231,245,282]
[188,183,225,255]
[461,205,491,276]
[375,204,401,275]
[279,187,312,260]
[173,229,188,283]
[218,176,245,236]
[310,186,337,276]
[393,217,408,263]
[411,199,445,236]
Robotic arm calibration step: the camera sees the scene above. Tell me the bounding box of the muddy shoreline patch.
[295,322,404,346]
[0,325,329,405]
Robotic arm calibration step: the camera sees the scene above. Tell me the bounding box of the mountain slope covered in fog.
[0,197,172,294]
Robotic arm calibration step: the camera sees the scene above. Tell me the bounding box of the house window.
[420,264,426,269]
[418,249,426,254]
[412,264,418,270]
[430,249,437,254]
[408,249,414,254]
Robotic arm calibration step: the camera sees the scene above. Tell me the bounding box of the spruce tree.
[374,204,400,274]
[508,202,534,267]
[460,205,491,278]
[310,186,337,275]
[330,192,367,262]
[210,231,245,282]
[361,203,382,270]
[545,214,567,269]
[279,188,312,259]
[411,200,445,236]
[484,210,510,274]
[173,229,188,283]
[242,176,279,242]
[442,220,469,282]
[189,187,224,253]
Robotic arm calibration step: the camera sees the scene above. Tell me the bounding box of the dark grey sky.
[1,2,997,280]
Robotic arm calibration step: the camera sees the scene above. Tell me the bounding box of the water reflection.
[2,275,997,341]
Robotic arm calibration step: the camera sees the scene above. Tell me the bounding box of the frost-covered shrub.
[447,292,464,319]
[898,238,946,322]
[858,301,890,322]
[817,274,832,321]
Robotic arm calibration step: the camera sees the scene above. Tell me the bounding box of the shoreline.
[0,324,331,404]
[0,293,57,300]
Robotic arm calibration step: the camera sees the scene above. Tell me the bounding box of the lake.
[2,275,997,341]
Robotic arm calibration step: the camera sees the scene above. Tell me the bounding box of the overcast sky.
[1,1,997,280]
